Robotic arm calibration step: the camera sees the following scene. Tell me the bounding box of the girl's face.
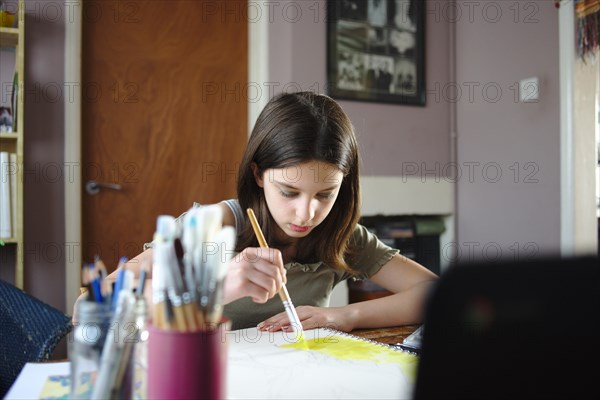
[254,160,344,242]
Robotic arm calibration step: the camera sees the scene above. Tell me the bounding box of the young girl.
[102,91,437,332]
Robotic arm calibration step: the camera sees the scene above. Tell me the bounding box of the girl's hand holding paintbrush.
[221,247,287,305]
[246,208,305,341]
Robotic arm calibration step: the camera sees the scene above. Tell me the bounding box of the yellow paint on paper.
[295,332,309,350]
[281,334,418,381]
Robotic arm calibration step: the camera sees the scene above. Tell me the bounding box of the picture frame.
[327,0,425,106]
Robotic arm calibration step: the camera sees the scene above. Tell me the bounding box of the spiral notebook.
[226,327,418,399]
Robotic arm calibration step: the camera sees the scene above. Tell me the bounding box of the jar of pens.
[70,256,149,399]
[147,205,236,400]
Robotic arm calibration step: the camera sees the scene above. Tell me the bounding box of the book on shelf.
[379,220,414,238]
[10,152,16,236]
[11,71,18,132]
[0,151,12,238]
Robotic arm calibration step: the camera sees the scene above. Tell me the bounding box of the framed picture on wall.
[327,0,425,106]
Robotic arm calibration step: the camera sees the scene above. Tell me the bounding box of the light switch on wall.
[520,77,539,102]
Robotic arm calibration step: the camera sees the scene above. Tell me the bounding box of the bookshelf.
[348,215,445,303]
[0,0,24,288]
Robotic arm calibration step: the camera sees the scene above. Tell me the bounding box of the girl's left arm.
[342,254,438,330]
[257,254,438,332]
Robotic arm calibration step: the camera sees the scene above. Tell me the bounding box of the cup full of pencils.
[147,205,235,399]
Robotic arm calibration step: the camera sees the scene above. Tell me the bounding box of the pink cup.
[147,321,229,400]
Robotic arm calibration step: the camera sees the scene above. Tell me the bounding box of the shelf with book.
[0,27,19,47]
[0,132,19,139]
[0,0,24,289]
[348,214,445,304]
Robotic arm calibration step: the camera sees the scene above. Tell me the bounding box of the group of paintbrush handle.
[152,208,234,332]
[153,288,223,331]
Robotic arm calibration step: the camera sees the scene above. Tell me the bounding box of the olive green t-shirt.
[145,200,399,330]
[222,200,399,330]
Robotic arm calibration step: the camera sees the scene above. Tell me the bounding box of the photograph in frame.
[327,0,425,106]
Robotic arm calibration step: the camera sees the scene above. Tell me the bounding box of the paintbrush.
[152,216,178,330]
[174,237,199,331]
[206,225,236,324]
[246,208,305,342]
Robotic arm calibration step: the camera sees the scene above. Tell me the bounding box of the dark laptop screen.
[413,256,599,400]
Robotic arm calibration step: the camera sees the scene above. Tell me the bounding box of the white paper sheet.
[4,361,70,399]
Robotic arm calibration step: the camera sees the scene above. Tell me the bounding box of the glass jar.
[69,300,111,399]
[130,296,149,399]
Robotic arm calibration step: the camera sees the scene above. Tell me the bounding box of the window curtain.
[575,0,600,58]
[554,0,600,58]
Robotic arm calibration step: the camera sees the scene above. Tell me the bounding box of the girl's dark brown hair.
[236,91,361,272]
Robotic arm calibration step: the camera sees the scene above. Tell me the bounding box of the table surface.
[350,324,420,345]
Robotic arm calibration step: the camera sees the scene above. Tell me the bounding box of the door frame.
[558,1,598,256]
[64,0,82,312]
[559,0,575,257]
[63,1,265,311]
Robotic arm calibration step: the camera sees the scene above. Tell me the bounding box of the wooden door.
[82,0,247,273]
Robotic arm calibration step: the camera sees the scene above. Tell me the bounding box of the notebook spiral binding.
[322,327,420,356]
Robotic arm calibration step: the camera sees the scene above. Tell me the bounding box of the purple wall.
[23,1,66,311]
[267,0,561,261]
[455,1,561,260]
[0,0,67,309]
[267,1,452,175]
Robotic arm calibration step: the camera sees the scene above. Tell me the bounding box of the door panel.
[82,0,247,272]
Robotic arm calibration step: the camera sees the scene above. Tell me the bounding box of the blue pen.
[111,257,129,311]
[90,263,104,303]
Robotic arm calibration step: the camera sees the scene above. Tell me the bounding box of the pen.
[94,256,111,300]
[112,257,129,311]
[137,260,148,298]
[89,263,104,304]
[246,208,305,342]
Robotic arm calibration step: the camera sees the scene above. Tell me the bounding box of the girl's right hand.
[223,247,286,304]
